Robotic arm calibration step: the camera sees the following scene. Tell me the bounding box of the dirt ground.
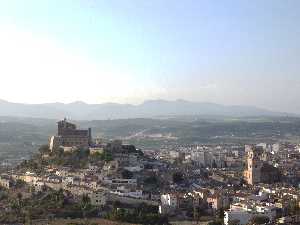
[31,218,139,225]
[170,221,211,225]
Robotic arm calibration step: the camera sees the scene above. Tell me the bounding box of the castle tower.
[52,119,92,148]
[245,146,263,185]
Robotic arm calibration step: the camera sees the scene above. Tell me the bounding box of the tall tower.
[245,146,263,185]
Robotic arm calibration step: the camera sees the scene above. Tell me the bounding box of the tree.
[208,220,222,225]
[38,144,50,154]
[24,207,33,225]
[52,147,64,157]
[249,215,269,224]
[172,172,184,184]
[107,203,169,225]
[217,208,225,219]
[122,169,133,179]
[100,151,113,162]
[55,189,65,207]
[228,219,240,225]
[136,149,144,156]
[17,192,23,208]
[80,194,91,218]
[193,205,202,222]
[10,199,19,212]
[0,191,8,201]
[15,179,26,188]
[103,152,113,162]
[212,160,218,168]
[287,199,299,215]
[144,175,158,185]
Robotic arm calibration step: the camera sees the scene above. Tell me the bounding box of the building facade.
[244,145,280,185]
[245,146,263,185]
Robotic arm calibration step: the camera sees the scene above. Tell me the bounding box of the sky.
[0,0,299,113]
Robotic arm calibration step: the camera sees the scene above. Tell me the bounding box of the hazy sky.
[0,1,299,112]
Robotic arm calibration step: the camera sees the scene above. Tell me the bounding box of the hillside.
[1,116,300,164]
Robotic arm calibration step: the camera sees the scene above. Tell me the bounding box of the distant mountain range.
[0,99,293,120]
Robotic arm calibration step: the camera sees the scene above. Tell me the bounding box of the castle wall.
[49,119,92,150]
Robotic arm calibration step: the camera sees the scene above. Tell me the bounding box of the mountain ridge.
[0,99,294,120]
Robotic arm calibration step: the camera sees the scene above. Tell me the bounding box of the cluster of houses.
[0,120,160,209]
[0,120,299,225]
[1,157,158,208]
[158,183,300,224]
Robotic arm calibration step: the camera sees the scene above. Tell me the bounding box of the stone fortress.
[49,118,92,151]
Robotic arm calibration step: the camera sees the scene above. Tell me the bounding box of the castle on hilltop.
[49,118,92,151]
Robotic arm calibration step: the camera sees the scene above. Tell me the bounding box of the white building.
[224,203,276,225]
[103,178,137,185]
[191,151,205,166]
[224,209,252,225]
[123,165,144,172]
[110,186,143,199]
[33,180,45,192]
[161,193,178,208]
[62,176,76,185]
[159,193,178,214]
[272,143,280,153]
[23,171,38,184]
[257,143,267,150]
[0,176,11,189]
[90,190,107,206]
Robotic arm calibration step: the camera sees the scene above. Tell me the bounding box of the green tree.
[38,144,50,154]
[193,205,201,222]
[17,192,23,208]
[55,189,65,207]
[52,147,64,157]
[15,179,26,188]
[80,194,91,218]
[228,219,240,225]
[208,220,222,225]
[144,175,158,185]
[287,199,300,215]
[103,151,113,162]
[172,172,184,184]
[24,207,33,225]
[217,208,225,219]
[122,169,133,179]
[249,215,269,224]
